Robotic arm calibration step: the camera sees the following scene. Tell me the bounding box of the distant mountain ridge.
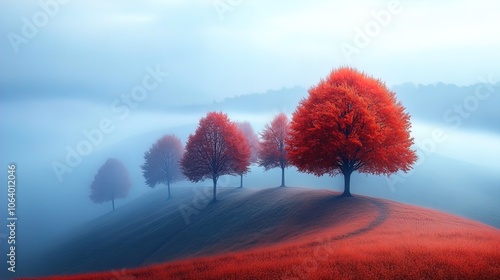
[161,85,306,114]
[2,81,498,132]
[394,82,500,132]
[162,82,500,133]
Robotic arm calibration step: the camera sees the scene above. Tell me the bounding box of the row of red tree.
[87,112,289,210]
[89,67,417,209]
[142,112,291,202]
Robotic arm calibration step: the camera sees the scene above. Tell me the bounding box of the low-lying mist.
[0,87,499,278]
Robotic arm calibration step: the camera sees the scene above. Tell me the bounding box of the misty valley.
[1,1,500,279]
[1,76,499,280]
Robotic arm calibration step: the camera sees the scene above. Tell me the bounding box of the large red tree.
[181,112,250,202]
[90,158,132,211]
[236,121,260,188]
[141,135,184,199]
[258,113,290,187]
[287,67,417,196]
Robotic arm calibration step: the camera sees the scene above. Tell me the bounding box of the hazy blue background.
[1,0,500,103]
[0,0,499,278]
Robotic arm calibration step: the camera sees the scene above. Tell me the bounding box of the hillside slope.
[27,186,500,279]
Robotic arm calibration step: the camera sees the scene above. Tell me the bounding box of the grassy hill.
[25,186,500,279]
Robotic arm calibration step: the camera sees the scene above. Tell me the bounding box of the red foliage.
[181,112,250,201]
[258,113,290,187]
[34,197,500,280]
[89,158,131,211]
[288,67,417,195]
[141,134,184,199]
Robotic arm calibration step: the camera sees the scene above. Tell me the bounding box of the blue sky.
[1,0,500,105]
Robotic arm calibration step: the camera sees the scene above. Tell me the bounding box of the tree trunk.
[240,174,243,188]
[112,199,115,211]
[342,170,352,197]
[212,177,217,203]
[167,181,171,199]
[280,166,285,187]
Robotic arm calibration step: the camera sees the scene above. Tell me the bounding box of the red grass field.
[25,188,500,280]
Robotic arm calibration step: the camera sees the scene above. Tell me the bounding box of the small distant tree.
[258,113,290,187]
[141,135,184,199]
[90,158,131,211]
[236,121,260,188]
[287,67,417,197]
[181,112,250,202]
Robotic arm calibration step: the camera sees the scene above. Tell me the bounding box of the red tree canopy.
[258,113,290,172]
[142,135,184,187]
[237,121,260,164]
[90,158,131,207]
[181,112,250,184]
[287,67,416,195]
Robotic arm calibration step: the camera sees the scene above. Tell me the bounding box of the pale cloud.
[104,13,157,25]
[1,0,499,102]
[378,0,500,52]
